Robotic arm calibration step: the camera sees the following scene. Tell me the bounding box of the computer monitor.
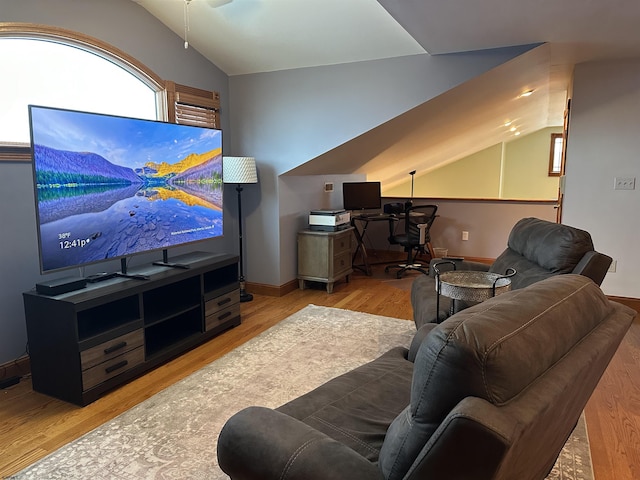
[342,182,381,211]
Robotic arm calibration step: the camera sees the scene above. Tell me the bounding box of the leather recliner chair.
[411,217,612,328]
[217,275,634,480]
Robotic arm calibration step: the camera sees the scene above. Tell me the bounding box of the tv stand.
[23,252,240,406]
[152,249,190,270]
[117,258,150,280]
[115,272,150,281]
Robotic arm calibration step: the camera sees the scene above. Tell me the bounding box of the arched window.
[0,24,165,160]
[1,38,159,143]
[0,24,220,162]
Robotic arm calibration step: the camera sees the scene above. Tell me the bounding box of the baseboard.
[458,256,494,265]
[245,279,298,297]
[0,355,30,383]
[607,295,640,314]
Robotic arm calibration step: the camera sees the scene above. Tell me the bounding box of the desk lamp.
[223,156,258,302]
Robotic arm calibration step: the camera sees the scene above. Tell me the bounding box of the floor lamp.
[223,156,258,302]
[406,170,416,209]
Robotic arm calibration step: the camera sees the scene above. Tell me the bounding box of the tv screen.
[29,105,223,274]
[342,182,381,211]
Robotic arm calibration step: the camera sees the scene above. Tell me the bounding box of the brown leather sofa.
[411,217,613,328]
[217,275,634,480]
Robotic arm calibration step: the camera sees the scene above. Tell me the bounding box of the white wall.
[279,175,365,285]
[229,47,532,287]
[563,59,640,298]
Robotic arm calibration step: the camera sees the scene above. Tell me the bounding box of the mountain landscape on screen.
[29,105,224,273]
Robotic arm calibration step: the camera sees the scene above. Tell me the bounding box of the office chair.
[385,204,438,278]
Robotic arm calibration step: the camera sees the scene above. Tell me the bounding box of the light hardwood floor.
[0,270,638,479]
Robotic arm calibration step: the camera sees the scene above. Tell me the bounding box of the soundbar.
[36,276,87,296]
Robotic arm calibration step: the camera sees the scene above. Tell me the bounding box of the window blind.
[0,142,30,161]
[165,81,220,129]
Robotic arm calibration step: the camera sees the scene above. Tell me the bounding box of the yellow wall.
[385,143,503,198]
[502,127,561,200]
[384,127,561,200]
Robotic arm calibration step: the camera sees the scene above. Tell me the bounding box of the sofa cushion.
[276,346,414,461]
[379,275,614,480]
[490,217,594,278]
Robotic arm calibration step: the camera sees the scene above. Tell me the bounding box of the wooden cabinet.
[23,252,239,406]
[297,228,353,293]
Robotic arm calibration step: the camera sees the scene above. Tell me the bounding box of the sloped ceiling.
[286,44,565,191]
[132,0,426,75]
[132,0,640,188]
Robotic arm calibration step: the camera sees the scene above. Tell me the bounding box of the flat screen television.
[342,181,381,211]
[28,105,223,274]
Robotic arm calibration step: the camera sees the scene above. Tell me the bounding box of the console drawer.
[206,303,240,331]
[80,329,144,371]
[82,346,144,391]
[333,250,352,276]
[333,231,352,255]
[205,288,240,315]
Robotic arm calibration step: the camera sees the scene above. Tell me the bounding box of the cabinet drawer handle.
[218,311,232,321]
[105,360,128,374]
[217,297,232,306]
[104,341,127,354]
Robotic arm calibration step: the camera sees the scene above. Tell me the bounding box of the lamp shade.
[223,156,258,184]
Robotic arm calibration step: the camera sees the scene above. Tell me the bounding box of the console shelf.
[23,252,240,406]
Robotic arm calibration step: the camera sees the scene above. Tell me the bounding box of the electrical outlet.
[462,231,469,241]
[614,177,635,190]
[608,260,617,273]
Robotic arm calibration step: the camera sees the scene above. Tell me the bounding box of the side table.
[297,227,354,293]
[434,262,516,321]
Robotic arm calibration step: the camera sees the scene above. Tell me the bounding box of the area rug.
[14,305,593,480]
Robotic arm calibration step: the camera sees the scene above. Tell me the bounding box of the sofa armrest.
[408,323,439,362]
[572,251,612,286]
[404,397,514,480]
[218,406,384,480]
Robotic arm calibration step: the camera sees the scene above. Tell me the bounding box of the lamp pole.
[236,183,252,302]
[223,156,258,303]
[407,170,416,208]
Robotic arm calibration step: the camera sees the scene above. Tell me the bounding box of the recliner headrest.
[507,217,594,273]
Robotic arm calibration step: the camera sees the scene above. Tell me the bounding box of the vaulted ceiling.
[132,0,640,188]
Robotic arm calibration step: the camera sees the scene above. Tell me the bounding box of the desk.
[351,212,438,275]
[351,214,396,275]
